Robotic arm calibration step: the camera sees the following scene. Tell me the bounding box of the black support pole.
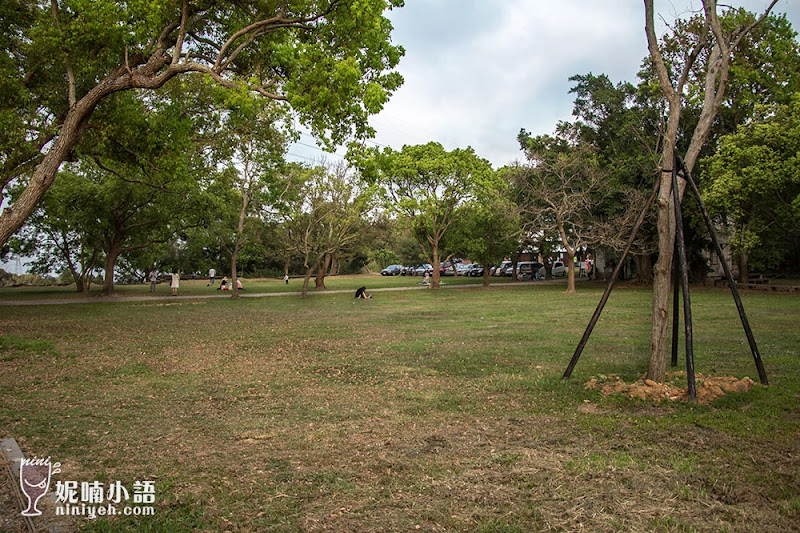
[676,157,769,385]
[671,238,680,368]
[672,163,696,402]
[562,176,660,381]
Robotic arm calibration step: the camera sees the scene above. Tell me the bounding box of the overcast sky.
[289,0,800,168]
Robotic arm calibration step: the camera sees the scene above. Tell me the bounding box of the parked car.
[381,264,403,276]
[455,263,472,276]
[493,261,512,276]
[400,265,415,276]
[534,261,566,279]
[468,264,484,277]
[414,264,434,275]
[439,261,457,276]
[506,261,543,279]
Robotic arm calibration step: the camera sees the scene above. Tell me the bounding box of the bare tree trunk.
[482,267,490,287]
[644,0,777,383]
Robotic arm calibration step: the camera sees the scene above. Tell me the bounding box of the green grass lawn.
[1,280,798,532]
[0,273,489,301]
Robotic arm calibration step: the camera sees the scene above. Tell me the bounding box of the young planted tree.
[368,142,494,288]
[644,0,780,382]
[0,0,404,248]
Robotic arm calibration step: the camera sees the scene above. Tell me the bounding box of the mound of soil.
[584,372,756,404]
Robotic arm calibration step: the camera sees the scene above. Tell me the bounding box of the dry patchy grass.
[1,284,799,532]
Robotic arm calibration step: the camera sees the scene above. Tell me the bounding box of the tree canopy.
[0,0,405,247]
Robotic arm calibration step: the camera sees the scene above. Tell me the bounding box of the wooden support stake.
[671,237,680,368]
[672,163,696,402]
[562,176,659,381]
[677,156,768,385]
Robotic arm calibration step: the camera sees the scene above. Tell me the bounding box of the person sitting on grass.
[236,279,244,290]
[218,277,228,290]
[354,286,371,299]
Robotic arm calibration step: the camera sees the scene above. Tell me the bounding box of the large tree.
[703,96,800,280]
[0,0,404,248]
[206,95,290,298]
[643,0,779,383]
[10,171,104,292]
[449,175,520,287]
[283,163,371,297]
[368,142,494,288]
[514,135,605,294]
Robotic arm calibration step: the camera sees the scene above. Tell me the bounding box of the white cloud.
[292,0,800,168]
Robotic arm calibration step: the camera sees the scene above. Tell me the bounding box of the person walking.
[171,270,180,296]
[207,267,216,286]
[149,269,158,293]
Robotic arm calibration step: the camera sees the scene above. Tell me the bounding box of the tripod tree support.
[563,156,768,390]
[562,176,660,381]
[676,156,768,385]
[672,164,697,402]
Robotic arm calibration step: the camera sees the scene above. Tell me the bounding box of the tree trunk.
[329,253,338,275]
[301,266,313,298]
[101,236,122,296]
[565,254,576,294]
[633,254,653,285]
[482,267,490,287]
[431,242,440,288]
[230,246,240,299]
[738,250,750,283]
[315,254,331,289]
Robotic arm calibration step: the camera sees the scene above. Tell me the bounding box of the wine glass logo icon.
[19,456,61,517]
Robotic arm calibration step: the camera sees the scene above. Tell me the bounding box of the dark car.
[381,264,403,276]
[468,264,484,277]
